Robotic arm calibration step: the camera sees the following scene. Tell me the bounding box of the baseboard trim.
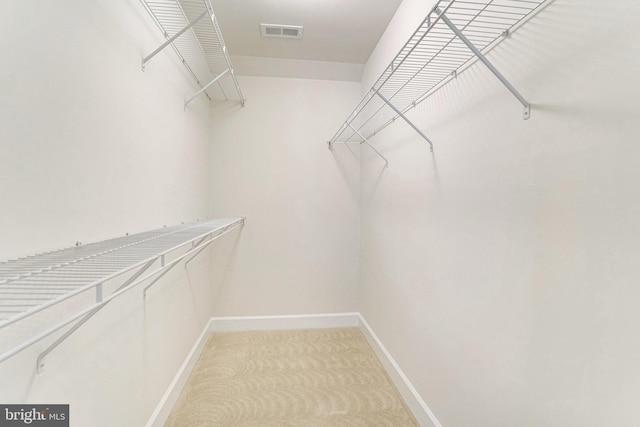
[145,318,215,427]
[146,312,441,427]
[210,312,361,331]
[356,314,442,427]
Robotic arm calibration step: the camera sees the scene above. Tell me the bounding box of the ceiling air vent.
[260,23,304,39]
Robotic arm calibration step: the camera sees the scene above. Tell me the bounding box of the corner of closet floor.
[356,314,443,427]
[145,318,215,427]
[146,313,442,427]
[209,312,361,331]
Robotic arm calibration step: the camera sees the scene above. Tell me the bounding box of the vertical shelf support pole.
[347,124,389,168]
[375,91,434,152]
[142,10,208,71]
[435,8,531,120]
[184,68,230,108]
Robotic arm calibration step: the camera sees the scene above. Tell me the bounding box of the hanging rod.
[140,0,245,107]
[0,217,245,370]
[328,0,551,151]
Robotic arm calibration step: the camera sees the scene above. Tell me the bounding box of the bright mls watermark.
[0,405,68,426]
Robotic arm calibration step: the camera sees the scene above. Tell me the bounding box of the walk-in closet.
[1,0,638,425]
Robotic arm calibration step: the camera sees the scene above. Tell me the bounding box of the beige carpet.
[165,327,419,426]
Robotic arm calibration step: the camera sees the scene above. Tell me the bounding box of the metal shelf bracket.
[36,259,156,373]
[0,218,246,370]
[375,90,434,152]
[435,8,531,120]
[327,0,548,153]
[142,10,208,71]
[140,0,245,107]
[348,123,389,168]
[184,68,230,108]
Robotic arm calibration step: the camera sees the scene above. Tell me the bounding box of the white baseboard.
[145,318,215,427]
[356,314,442,427]
[146,312,441,427]
[210,312,360,331]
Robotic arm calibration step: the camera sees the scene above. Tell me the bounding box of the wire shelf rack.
[329,0,550,153]
[0,217,244,368]
[140,0,245,107]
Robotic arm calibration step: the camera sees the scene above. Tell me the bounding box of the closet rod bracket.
[436,8,531,120]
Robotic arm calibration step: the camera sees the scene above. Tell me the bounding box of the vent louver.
[260,23,304,39]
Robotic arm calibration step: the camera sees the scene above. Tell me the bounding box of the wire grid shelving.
[329,0,549,151]
[0,217,244,367]
[140,0,245,107]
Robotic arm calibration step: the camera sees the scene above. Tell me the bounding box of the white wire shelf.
[0,217,244,369]
[329,0,550,155]
[140,0,245,107]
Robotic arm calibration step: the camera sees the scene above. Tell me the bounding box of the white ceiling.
[210,0,403,80]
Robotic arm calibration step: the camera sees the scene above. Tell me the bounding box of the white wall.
[359,0,640,426]
[208,76,361,316]
[0,0,211,261]
[0,1,227,426]
[7,0,638,425]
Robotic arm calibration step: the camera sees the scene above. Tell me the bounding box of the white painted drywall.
[229,55,364,82]
[0,0,211,261]
[359,0,640,426]
[207,76,361,316]
[0,1,227,426]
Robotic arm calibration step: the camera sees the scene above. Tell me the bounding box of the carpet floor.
[164,327,419,426]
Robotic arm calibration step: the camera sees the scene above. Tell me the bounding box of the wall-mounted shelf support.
[184,68,230,108]
[435,8,531,120]
[36,259,156,373]
[0,218,245,370]
[348,123,389,168]
[140,0,245,107]
[141,10,208,71]
[375,90,434,152]
[328,0,549,158]
[143,219,240,297]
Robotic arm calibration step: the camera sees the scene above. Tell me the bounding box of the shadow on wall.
[210,100,246,125]
[361,160,387,213]
[140,225,244,422]
[176,226,245,322]
[210,227,244,314]
[329,143,361,202]
[359,127,441,213]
